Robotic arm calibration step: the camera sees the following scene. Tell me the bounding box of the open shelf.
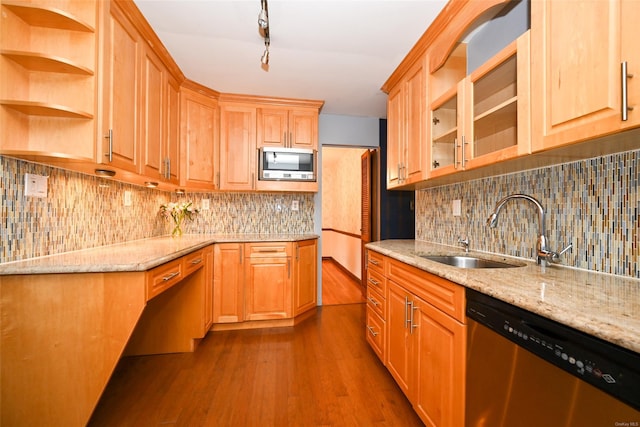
[2,50,94,75]
[2,1,95,32]
[1,100,93,119]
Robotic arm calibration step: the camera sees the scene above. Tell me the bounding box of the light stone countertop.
[366,239,640,355]
[0,234,319,275]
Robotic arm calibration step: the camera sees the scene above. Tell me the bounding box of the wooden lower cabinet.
[213,243,245,323]
[245,245,292,321]
[368,251,466,427]
[213,240,318,328]
[293,239,318,315]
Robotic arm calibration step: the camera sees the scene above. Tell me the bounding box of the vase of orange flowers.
[160,201,198,237]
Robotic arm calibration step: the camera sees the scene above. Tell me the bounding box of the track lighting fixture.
[258,0,268,29]
[258,0,270,68]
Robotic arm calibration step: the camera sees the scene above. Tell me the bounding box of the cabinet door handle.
[410,304,419,334]
[289,131,293,148]
[162,271,180,281]
[366,325,379,337]
[461,135,467,168]
[404,296,412,329]
[454,137,459,169]
[104,129,113,162]
[166,158,171,180]
[622,61,635,121]
[239,245,243,264]
[296,245,300,261]
[287,259,291,278]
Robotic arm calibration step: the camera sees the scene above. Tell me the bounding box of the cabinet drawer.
[387,258,465,323]
[367,250,386,275]
[367,268,386,296]
[246,242,292,258]
[366,309,386,364]
[367,285,385,319]
[183,249,206,276]
[146,258,183,301]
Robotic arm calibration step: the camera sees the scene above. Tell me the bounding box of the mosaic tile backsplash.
[0,156,315,264]
[416,149,639,278]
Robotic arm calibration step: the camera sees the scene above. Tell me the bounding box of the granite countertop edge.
[366,239,640,355]
[0,234,319,275]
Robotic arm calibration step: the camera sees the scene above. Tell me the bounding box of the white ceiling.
[133,0,448,118]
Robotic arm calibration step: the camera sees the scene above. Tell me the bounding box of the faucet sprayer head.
[487,212,498,228]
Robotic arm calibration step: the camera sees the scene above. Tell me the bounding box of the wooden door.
[257,107,288,147]
[219,104,257,191]
[102,2,140,172]
[361,149,374,290]
[386,280,413,398]
[245,255,292,320]
[531,0,622,151]
[289,109,318,149]
[386,84,404,188]
[412,296,466,427]
[293,240,317,316]
[180,88,218,190]
[213,244,244,323]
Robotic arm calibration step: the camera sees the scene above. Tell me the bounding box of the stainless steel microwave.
[258,147,316,181]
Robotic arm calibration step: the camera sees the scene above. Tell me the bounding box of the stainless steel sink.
[419,255,524,269]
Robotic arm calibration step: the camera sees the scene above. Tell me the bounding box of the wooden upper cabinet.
[101,1,141,173]
[140,45,164,180]
[0,0,97,160]
[386,55,427,189]
[464,31,531,170]
[179,86,219,190]
[219,103,257,191]
[140,44,181,185]
[257,106,319,150]
[531,0,624,151]
[620,0,640,130]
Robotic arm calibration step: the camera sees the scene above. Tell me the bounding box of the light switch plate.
[291,200,299,211]
[124,191,132,207]
[24,173,48,198]
[452,199,462,217]
[201,199,210,210]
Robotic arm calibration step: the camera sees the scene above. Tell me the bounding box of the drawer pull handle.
[368,278,380,286]
[367,296,379,306]
[367,325,379,337]
[255,248,281,253]
[190,258,202,265]
[162,271,180,281]
[369,259,379,266]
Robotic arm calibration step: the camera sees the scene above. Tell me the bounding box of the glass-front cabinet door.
[465,31,531,170]
[430,86,463,178]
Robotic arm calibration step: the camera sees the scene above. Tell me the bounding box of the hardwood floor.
[321,259,366,305]
[89,304,422,426]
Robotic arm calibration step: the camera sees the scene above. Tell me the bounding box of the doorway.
[321,146,367,305]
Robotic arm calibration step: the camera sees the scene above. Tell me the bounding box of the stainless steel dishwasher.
[466,288,640,427]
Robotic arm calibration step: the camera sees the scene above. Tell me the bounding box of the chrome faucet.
[457,235,470,253]
[486,194,572,265]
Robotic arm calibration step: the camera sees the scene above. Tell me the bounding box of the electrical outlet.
[452,199,461,217]
[24,173,48,198]
[291,200,299,211]
[124,191,132,207]
[201,199,210,210]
